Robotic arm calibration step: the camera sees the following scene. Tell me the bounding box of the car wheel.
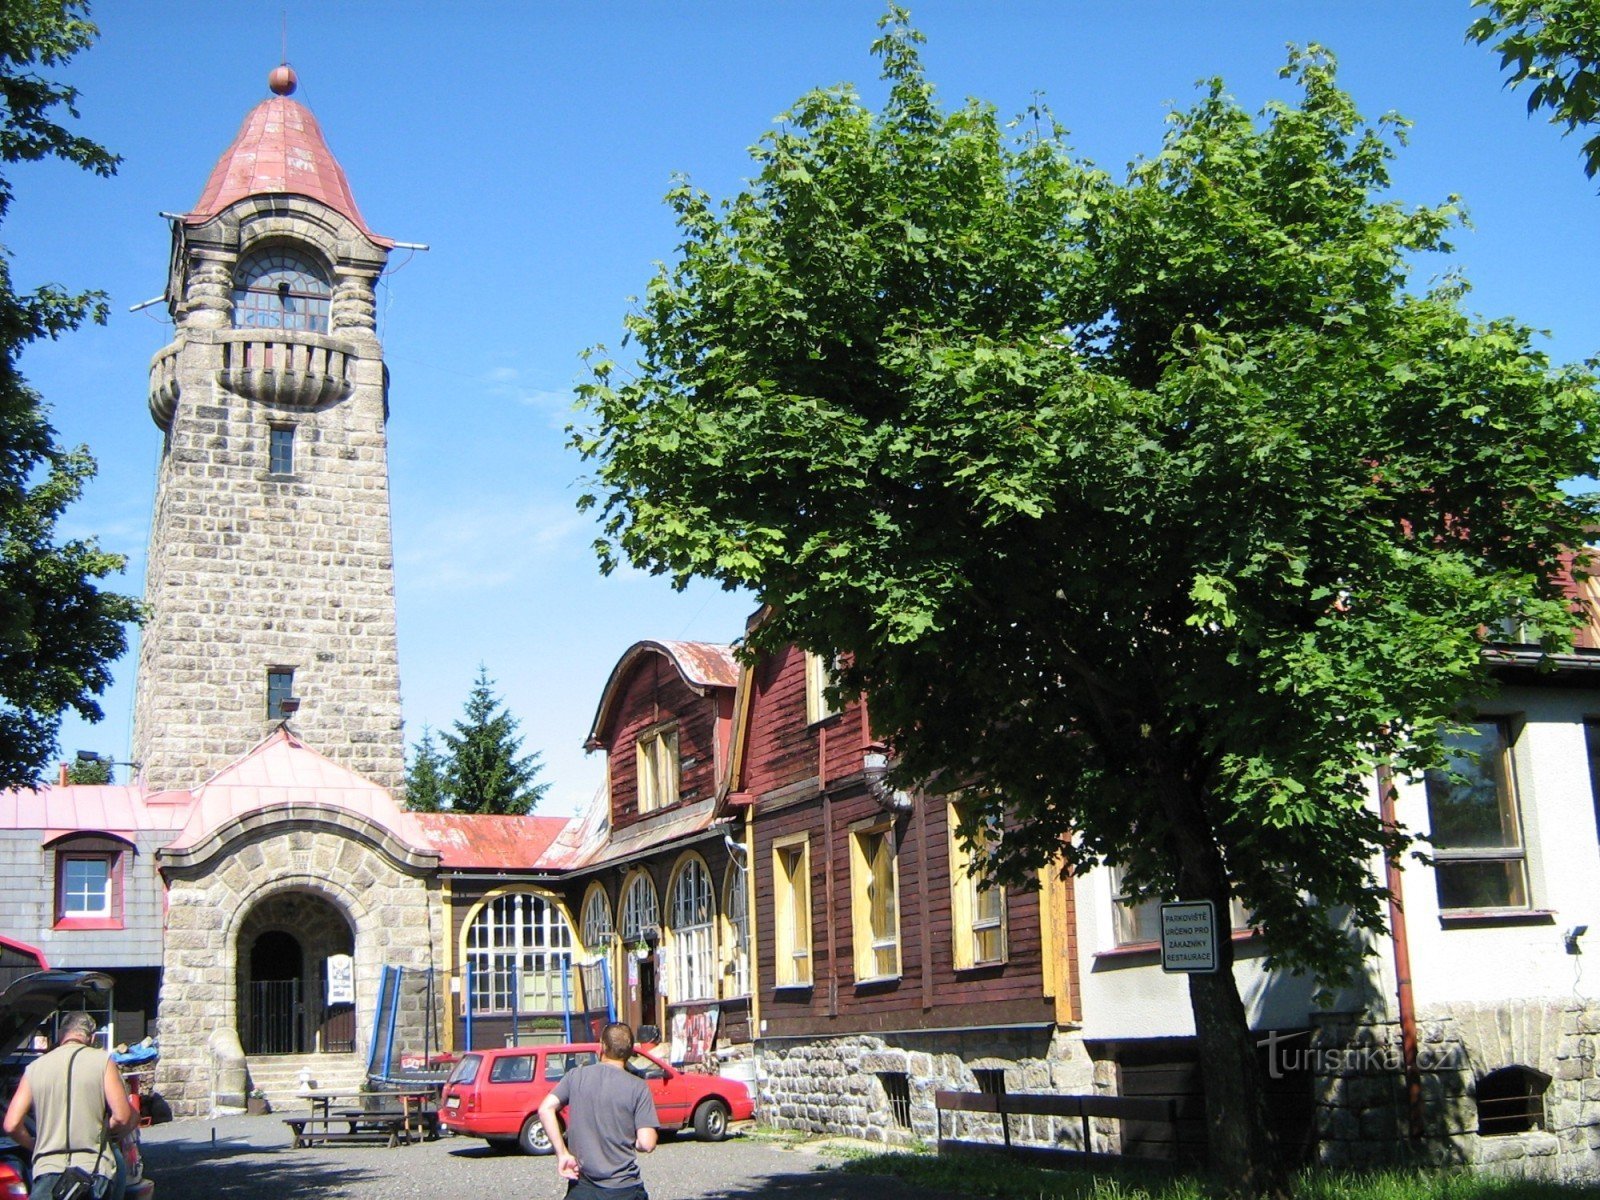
[692,1098,730,1142]
[519,1113,555,1156]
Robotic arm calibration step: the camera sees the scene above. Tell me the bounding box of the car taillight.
[0,1161,27,1198]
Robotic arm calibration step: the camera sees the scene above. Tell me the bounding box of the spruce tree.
[404,726,448,812]
[439,667,548,816]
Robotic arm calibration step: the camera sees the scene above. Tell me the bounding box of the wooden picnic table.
[282,1088,439,1149]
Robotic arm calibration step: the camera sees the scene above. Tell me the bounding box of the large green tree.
[0,0,138,787]
[1470,0,1600,178]
[575,14,1600,1190]
[438,667,548,816]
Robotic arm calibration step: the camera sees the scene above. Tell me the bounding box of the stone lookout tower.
[132,65,405,793]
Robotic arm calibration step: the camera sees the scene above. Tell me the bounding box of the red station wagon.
[439,1043,754,1155]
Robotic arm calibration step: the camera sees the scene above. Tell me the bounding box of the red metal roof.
[411,813,573,870]
[164,728,429,852]
[0,785,191,836]
[187,90,390,246]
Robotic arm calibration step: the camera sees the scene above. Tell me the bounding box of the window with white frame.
[722,862,750,997]
[582,886,614,952]
[772,836,812,987]
[1426,719,1530,911]
[60,856,112,918]
[636,724,680,813]
[620,872,659,951]
[948,803,1006,968]
[670,858,716,1002]
[579,885,615,1009]
[804,652,840,725]
[464,892,575,1014]
[850,819,900,982]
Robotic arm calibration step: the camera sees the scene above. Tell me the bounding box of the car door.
[483,1051,537,1135]
[629,1049,691,1128]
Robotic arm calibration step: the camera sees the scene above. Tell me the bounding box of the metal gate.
[247,979,301,1055]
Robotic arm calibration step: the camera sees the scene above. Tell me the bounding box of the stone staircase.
[245,1053,368,1109]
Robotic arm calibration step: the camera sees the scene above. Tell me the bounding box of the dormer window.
[636,723,679,814]
[233,247,331,333]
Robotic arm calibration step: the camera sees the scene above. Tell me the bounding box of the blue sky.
[17,1,1599,814]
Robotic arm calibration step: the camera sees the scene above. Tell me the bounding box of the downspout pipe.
[1376,763,1425,1143]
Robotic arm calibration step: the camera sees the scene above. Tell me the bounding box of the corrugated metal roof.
[187,89,390,246]
[411,813,572,870]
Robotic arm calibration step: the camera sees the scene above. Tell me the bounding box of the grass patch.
[837,1152,1600,1200]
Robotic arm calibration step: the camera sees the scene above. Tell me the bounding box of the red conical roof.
[187,72,391,247]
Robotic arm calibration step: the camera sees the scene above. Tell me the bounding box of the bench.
[933,1090,1178,1156]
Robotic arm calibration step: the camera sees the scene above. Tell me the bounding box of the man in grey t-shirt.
[539,1022,659,1200]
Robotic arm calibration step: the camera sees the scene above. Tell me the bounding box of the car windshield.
[625,1053,668,1079]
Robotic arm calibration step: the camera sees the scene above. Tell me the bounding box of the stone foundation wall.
[755,1029,1101,1149]
[1314,1000,1600,1179]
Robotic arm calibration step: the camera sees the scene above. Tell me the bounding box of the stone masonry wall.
[756,1029,1101,1149]
[1314,1000,1600,1179]
[156,821,440,1117]
[132,200,403,794]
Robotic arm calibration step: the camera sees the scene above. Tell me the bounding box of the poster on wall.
[325,954,355,1004]
[668,1005,719,1065]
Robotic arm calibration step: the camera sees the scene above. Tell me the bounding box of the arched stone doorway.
[237,891,356,1056]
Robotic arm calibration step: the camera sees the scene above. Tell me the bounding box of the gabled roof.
[584,640,739,750]
[412,813,571,871]
[164,727,428,853]
[187,71,391,246]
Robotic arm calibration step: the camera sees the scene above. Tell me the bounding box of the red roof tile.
[187,92,390,246]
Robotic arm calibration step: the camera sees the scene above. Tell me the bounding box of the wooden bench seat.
[283,1114,408,1149]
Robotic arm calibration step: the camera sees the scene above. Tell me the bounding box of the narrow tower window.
[266,669,295,719]
[268,426,295,475]
[233,248,331,333]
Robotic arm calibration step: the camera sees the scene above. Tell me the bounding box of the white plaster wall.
[1391,685,1600,1010]
[1073,863,1369,1042]
[1072,683,1600,1043]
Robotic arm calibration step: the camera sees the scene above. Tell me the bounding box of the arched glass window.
[1477,1065,1551,1135]
[232,247,331,333]
[722,862,749,998]
[581,886,613,953]
[670,858,716,1002]
[620,872,659,949]
[464,891,573,1015]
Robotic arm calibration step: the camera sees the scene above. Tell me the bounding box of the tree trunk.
[1156,762,1286,1197]
[1185,956,1282,1196]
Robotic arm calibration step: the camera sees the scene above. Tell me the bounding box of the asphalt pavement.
[139,1114,961,1200]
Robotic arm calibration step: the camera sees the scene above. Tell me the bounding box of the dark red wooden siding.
[606,653,722,829]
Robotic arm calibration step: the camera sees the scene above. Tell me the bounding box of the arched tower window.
[232,247,332,333]
[669,857,716,1002]
[464,891,574,1015]
[1476,1065,1551,1135]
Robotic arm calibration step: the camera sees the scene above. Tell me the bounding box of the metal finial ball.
[269,65,297,96]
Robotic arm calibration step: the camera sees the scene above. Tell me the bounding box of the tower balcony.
[148,330,360,427]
